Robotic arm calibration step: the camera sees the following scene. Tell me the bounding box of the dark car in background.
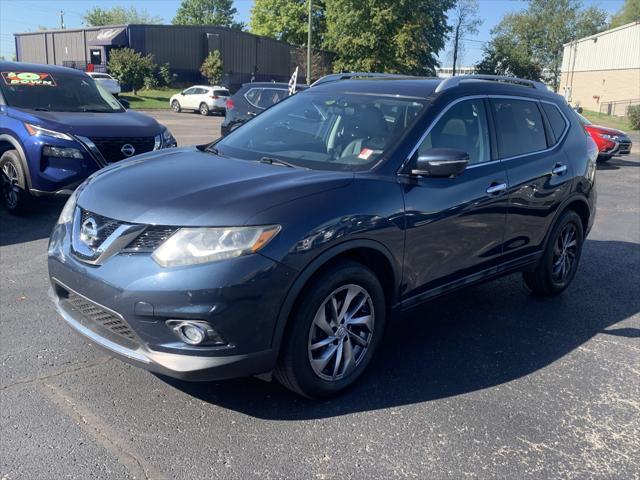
[220,82,308,136]
[48,75,597,398]
[0,61,177,213]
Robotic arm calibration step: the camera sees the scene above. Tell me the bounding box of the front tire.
[199,103,210,116]
[275,260,386,398]
[523,210,584,296]
[0,150,29,214]
[171,100,181,113]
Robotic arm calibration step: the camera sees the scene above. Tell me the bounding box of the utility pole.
[307,0,312,85]
[59,10,65,29]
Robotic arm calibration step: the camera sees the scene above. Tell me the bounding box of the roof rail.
[435,75,548,93]
[311,72,411,87]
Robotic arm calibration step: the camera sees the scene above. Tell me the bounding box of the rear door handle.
[486,182,507,195]
[552,163,568,176]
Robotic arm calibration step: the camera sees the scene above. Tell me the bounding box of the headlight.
[43,145,84,159]
[152,225,281,267]
[599,134,614,140]
[57,187,79,225]
[25,123,74,141]
[162,128,177,148]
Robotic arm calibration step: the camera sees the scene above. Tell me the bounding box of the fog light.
[181,324,206,345]
[166,320,226,346]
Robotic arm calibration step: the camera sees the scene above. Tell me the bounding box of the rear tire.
[275,260,386,398]
[199,103,210,116]
[0,150,30,214]
[523,210,584,296]
[171,100,181,113]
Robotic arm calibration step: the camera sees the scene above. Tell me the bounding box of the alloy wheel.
[1,162,19,209]
[200,104,208,115]
[552,223,578,283]
[308,284,375,381]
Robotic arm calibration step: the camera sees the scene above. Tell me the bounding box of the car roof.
[308,76,561,102]
[0,60,89,77]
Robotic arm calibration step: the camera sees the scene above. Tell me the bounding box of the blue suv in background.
[0,62,177,213]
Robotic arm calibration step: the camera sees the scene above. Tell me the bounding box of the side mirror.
[181,91,186,96]
[119,99,130,109]
[411,148,469,178]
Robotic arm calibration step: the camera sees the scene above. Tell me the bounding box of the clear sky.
[0,0,626,66]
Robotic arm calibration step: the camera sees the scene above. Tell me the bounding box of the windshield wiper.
[259,156,298,168]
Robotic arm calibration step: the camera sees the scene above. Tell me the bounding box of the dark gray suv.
[48,75,598,398]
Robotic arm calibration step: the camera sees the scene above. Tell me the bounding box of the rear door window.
[491,99,547,158]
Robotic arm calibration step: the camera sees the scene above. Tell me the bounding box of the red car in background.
[576,112,633,162]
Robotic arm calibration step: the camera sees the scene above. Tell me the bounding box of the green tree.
[476,0,607,91]
[324,0,453,75]
[200,50,224,84]
[83,7,162,26]
[610,0,640,28]
[250,0,326,47]
[108,48,155,94]
[173,0,243,29]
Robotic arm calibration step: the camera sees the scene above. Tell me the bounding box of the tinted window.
[245,88,288,109]
[183,88,196,95]
[418,99,490,165]
[492,99,547,158]
[213,89,229,96]
[216,91,425,171]
[541,103,567,141]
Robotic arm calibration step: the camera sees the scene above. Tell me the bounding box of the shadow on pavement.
[164,238,640,419]
[0,197,65,246]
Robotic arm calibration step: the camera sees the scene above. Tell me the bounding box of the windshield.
[215,90,426,171]
[0,70,124,113]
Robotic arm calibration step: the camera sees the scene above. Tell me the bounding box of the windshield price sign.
[2,71,56,86]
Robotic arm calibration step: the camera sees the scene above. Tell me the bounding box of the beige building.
[560,21,640,116]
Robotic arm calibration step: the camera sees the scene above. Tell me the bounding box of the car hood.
[585,124,627,137]
[10,109,162,137]
[77,147,354,226]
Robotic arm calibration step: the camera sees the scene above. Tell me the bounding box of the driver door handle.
[486,182,507,195]
[552,163,568,176]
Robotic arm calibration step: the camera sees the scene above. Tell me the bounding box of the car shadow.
[163,238,640,419]
[597,157,640,170]
[0,197,65,246]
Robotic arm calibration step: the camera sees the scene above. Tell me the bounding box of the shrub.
[159,63,177,87]
[108,48,155,95]
[627,105,640,130]
[200,50,223,85]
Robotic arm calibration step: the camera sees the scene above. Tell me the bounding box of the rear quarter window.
[541,103,568,143]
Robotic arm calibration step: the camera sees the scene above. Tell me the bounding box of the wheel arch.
[269,239,401,354]
[545,194,591,246]
[0,134,31,189]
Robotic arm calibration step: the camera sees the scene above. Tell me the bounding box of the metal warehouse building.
[560,21,640,116]
[14,24,313,89]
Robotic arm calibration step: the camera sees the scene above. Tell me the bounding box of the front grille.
[89,136,156,163]
[80,208,121,243]
[66,291,137,341]
[124,226,176,252]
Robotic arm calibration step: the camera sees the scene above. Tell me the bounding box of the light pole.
[307,0,312,84]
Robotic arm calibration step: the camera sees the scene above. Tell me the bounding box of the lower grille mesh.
[66,291,136,341]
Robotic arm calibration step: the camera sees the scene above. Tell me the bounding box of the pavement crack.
[38,381,167,480]
[0,358,113,391]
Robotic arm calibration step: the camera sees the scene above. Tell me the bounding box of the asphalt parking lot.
[1,111,638,479]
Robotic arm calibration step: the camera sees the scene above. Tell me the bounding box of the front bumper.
[48,223,296,381]
[49,282,276,381]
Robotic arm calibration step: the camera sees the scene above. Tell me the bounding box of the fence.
[62,61,108,73]
[598,99,640,117]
